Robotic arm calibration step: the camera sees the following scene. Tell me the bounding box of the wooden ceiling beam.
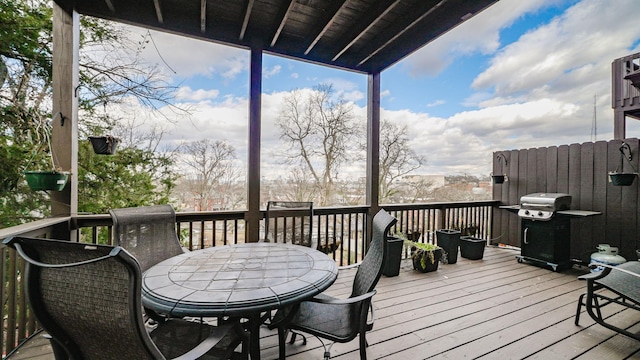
[153,0,164,24]
[304,0,348,55]
[104,0,115,12]
[331,0,402,62]
[200,0,206,32]
[270,0,296,48]
[358,0,445,67]
[239,0,255,41]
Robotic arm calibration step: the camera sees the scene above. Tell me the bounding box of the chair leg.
[359,332,367,360]
[278,327,287,360]
[575,293,585,325]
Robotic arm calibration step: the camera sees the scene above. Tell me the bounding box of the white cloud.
[426,100,445,108]
[402,0,558,77]
[175,86,220,102]
[473,0,640,97]
[263,65,281,79]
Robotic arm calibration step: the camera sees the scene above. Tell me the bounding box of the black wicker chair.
[110,204,185,273]
[3,236,248,360]
[575,261,640,340]
[273,209,397,360]
[263,201,316,249]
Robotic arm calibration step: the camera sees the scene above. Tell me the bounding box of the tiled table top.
[142,242,338,317]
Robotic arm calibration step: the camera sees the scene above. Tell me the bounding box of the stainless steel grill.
[500,192,600,271]
[517,192,571,221]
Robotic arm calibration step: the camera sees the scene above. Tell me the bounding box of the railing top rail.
[381,200,499,211]
[0,216,71,243]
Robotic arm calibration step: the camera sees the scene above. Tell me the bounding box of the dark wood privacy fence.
[492,137,640,263]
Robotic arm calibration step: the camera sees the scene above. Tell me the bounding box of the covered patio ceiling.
[53,0,498,74]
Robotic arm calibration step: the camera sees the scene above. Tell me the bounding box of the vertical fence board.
[607,140,623,248]
[592,140,609,250]
[493,138,640,261]
[557,145,569,194]
[620,138,639,256]
[536,147,547,191]
[576,142,595,262]
[547,146,559,193]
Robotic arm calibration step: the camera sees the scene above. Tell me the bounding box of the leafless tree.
[276,84,359,206]
[179,139,240,211]
[379,119,425,203]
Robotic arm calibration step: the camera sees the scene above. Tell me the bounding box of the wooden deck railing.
[0,200,497,355]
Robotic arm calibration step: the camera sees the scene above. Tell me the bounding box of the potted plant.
[89,135,121,155]
[405,240,443,273]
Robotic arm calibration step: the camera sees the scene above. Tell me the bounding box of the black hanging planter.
[608,172,638,186]
[491,153,508,184]
[609,142,638,186]
[89,135,120,155]
[491,174,507,184]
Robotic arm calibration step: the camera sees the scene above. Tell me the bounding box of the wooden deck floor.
[7,246,640,359]
[260,246,640,359]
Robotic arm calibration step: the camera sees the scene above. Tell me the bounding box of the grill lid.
[518,193,571,220]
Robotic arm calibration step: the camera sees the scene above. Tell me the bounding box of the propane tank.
[590,244,627,272]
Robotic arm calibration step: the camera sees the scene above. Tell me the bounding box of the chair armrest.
[338,261,362,271]
[307,290,376,305]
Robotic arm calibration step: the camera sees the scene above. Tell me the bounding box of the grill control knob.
[524,210,530,215]
[538,211,543,216]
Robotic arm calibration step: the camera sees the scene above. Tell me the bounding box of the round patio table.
[141,242,338,360]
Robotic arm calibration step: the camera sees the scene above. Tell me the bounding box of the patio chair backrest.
[110,204,184,273]
[265,201,316,249]
[351,209,397,298]
[3,236,164,359]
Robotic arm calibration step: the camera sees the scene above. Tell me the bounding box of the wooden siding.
[491,138,640,263]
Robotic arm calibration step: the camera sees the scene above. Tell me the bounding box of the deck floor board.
[7,246,640,360]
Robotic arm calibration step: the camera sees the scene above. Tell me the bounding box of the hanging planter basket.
[491,174,507,184]
[609,142,638,186]
[89,135,120,155]
[24,170,70,191]
[608,172,638,186]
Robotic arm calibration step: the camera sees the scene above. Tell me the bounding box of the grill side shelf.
[555,210,601,217]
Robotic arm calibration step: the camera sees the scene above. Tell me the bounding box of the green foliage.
[0,0,181,227]
[404,240,441,267]
[78,141,177,215]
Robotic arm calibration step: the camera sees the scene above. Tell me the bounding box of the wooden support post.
[51,3,79,236]
[246,48,262,243]
[366,72,381,243]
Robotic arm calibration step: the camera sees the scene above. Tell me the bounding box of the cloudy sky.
[120,0,640,179]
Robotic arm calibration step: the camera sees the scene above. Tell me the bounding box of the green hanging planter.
[24,171,70,191]
[608,172,637,186]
